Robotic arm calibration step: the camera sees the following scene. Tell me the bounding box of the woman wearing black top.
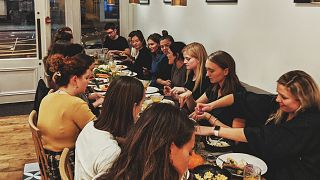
[189,51,246,128]
[164,42,210,101]
[130,30,152,80]
[196,70,320,180]
[156,42,186,90]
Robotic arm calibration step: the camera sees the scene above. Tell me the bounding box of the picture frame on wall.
[206,0,237,2]
[140,0,149,4]
[164,0,171,3]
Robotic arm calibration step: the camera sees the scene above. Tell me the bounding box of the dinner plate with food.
[204,136,233,152]
[146,86,159,94]
[192,164,231,180]
[116,65,128,70]
[216,153,267,177]
[93,84,109,92]
[88,78,109,86]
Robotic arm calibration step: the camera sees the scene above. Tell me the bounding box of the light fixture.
[107,0,116,5]
[171,0,187,6]
[129,0,140,4]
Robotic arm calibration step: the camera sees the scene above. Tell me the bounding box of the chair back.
[59,148,73,180]
[28,110,49,180]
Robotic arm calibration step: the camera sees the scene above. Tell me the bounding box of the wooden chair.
[59,148,73,180]
[28,110,49,180]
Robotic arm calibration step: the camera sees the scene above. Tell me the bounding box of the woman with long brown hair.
[97,103,196,180]
[75,76,145,179]
[188,50,246,128]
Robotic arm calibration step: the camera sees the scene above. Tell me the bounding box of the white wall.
[128,0,320,93]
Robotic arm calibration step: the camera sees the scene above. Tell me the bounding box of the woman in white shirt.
[75,76,145,179]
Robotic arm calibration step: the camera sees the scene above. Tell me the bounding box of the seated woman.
[165,42,210,102]
[74,53,104,116]
[156,42,187,89]
[37,54,95,179]
[130,30,152,80]
[96,103,195,180]
[75,76,145,179]
[147,33,167,86]
[187,51,246,128]
[196,70,320,180]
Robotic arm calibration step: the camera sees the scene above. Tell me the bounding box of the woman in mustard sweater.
[37,54,95,179]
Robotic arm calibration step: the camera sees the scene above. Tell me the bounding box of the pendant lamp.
[107,0,116,5]
[129,0,140,4]
[171,0,187,6]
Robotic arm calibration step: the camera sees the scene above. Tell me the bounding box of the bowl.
[150,95,164,103]
[203,136,234,152]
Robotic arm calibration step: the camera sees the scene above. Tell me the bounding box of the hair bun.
[48,54,65,73]
[162,30,169,36]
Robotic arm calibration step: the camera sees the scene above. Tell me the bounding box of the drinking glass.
[243,164,261,180]
[141,80,151,90]
[109,60,117,76]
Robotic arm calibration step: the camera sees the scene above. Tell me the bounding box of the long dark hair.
[169,41,186,62]
[207,50,243,96]
[97,103,195,180]
[94,76,144,138]
[131,30,147,47]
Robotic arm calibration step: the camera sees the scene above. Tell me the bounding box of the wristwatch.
[213,125,221,137]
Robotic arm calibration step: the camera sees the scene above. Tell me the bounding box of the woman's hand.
[88,93,103,100]
[162,80,172,87]
[171,87,187,94]
[196,102,214,112]
[92,97,104,108]
[178,90,192,108]
[163,86,172,96]
[194,111,211,121]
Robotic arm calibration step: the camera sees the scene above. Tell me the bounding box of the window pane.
[0,0,36,59]
[81,0,120,49]
[50,0,66,40]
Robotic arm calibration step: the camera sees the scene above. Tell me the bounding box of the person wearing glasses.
[103,23,130,57]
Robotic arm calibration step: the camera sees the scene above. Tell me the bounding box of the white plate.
[146,93,161,98]
[117,65,127,70]
[121,70,137,77]
[146,86,159,94]
[161,99,175,105]
[216,153,267,176]
[97,65,127,70]
[89,78,109,84]
[93,84,109,92]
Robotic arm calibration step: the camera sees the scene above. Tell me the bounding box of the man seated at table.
[103,23,130,57]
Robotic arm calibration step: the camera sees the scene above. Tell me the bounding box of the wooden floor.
[0,115,37,180]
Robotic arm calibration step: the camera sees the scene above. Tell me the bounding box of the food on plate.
[150,95,164,103]
[207,138,230,147]
[194,171,228,180]
[94,68,111,76]
[188,152,205,170]
[90,78,108,85]
[95,84,109,91]
[95,74,110,78]
[222,157,247,175]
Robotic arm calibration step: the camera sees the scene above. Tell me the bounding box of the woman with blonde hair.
[196,70,320,180]
[165,42,210,102]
